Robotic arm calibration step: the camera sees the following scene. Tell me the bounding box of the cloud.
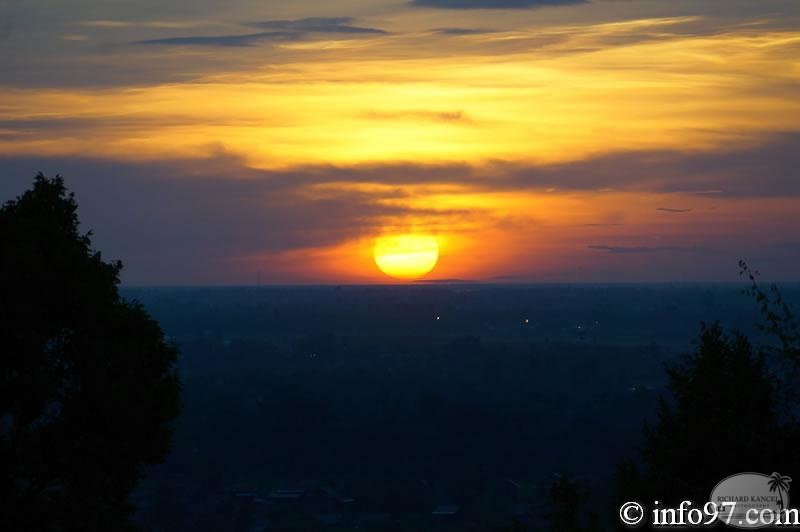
[0,154,475,283]
[2,119,799,198]
[3,132,799,199]
[412,0,586,9]
[656,207,692,213]
[414,278,476,283]
[78,19,204,29]
[363,110,472,123]
[134,17,387,47]
[432,27,497,35]
[499,132,800,197]
[583,223,623,227]
[1,140,797,283]
[135,31,296,47]
[588,245,699,254]
[248,17,386,35]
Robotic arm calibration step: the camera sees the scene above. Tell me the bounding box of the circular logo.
[620,501,645,526]
[710,472,791,529]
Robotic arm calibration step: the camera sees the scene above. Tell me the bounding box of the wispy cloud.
[498,133,800,197]
[431,27,497,35]
[588,245,700,254]
[248,18,386,35]
[583,223,624,227]
[412,0,585,9]
[135,31,296,47]
[656,207,692,213]
[134,17,387,47]
[362,110,473,123]
[2,151,797,283]
[79,19,205,29]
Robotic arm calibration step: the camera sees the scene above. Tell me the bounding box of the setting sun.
[373,234,439,280]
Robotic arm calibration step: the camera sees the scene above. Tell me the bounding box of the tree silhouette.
[547,474,599,532]
[739,261,800,357]
[496,474,598,532]
[0,174,180,531]
[740,260,800,421]
[616,323,782,511]
[768,472,792,511]
[614,265,800,528]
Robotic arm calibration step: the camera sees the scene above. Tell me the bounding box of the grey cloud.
[432,27,497,35]
[0,116,197,133]
[134,17,387,47]
[413,278,476,283]
[588,245,699,254]
[583,223,624,227]
[0,154,474,283]
[412,0,586,9]
[3,132,800,199]
[657,207,692,213]
[1,131,798,284]
[315,132,800,198]
[135,31,297,47]
[500,132,800,197]
[248,17,387,35]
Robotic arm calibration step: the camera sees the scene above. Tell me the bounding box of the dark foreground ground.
[124,283,793,531]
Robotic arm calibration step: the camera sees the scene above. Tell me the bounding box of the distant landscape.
[127,284,791,531]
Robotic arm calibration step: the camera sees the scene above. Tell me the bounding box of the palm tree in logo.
[768,472,792,511]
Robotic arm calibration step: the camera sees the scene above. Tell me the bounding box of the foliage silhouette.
[497,474,597,532]
[739,261,800,355]
[616,263,800,528]
[740,260,800,419]
[547,474,599,532]
[615,322,787,514]
[0,174,180,531]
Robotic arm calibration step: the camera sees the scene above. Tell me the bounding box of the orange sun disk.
[373,234,439,280]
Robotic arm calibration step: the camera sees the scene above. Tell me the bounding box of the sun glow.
[373,234,440,280]
[2,11,799,284]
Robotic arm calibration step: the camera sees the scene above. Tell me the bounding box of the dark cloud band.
[134,17,387,47]
[588,245,700,254]
[412,0,586,9]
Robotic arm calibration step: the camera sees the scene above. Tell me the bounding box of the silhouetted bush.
[0,174,180,530]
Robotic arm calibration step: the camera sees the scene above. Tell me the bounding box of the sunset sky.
[1,0,799,284]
